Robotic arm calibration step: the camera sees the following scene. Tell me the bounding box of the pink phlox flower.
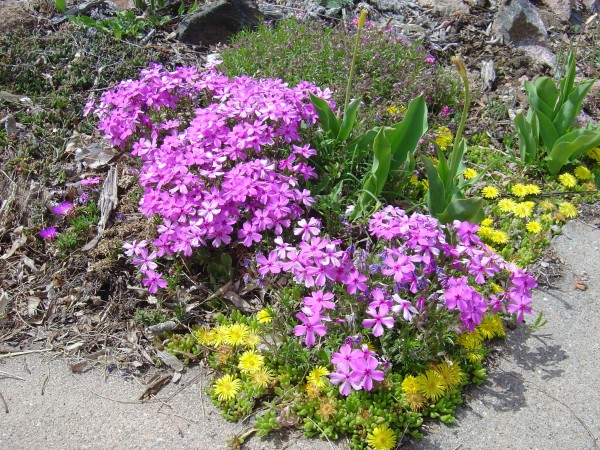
[294,311,327,347]
[381,252,416,284]
[362,303,395,337]
[237,222,262,247]
[329,363,361,396]
[141,270,168,294]
[391,294,418,321]
[331,343,354,368]
[79,177,102,186]
[507,290,533,322]
[349,354,384,391]
[256,251,282,276]
[443,277,469,309]
[294,217,321,241]
[304,290,336,310]
[345,268,368,294]
[368,287,390,308]
[488,293,506,314]
[122,239,148,257]
[466,255,498,284]
[132,249,158,272]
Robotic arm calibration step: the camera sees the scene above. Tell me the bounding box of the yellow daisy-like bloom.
[511,183,529,198]
[526,221,542,233]
[434,126,453,151]
[559,202,578,219]
[245,332,260,348]
[477,314,506,338]
[213,374,241,402]
[256,309,272,324]
[481,218,493,227]
[513,201,535,218]
[481,186,500,199]
[193,326,215,347]
[211,325,229,346]
[406,391,426,411]
[386,105,399,115]
[238,350,264,373]
[558,173,577,188]
[416,370,447,401]
[498,198,516,213]
[524,184,541,195]
[539,199,555,212]
[401,375,419,394]
[477,225,494,240]
[367,425,397,450]
[457,331,483,350]
[491,282,504,293]
[305,382,321,398]
[433,361,464,389]
[587,147,600,164]
[225,323,251,346]
[307,366,330,388]
[463,168,478,180]
[574,166,592,180]
[251,368,275,389]
[490,229,509,245]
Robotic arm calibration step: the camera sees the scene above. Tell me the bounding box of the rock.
[540,0,574,21]
[418,0,469,17]
[582,0,600,13]
[368,0,405,14]
[518,44,556,68]
[493,0,547,46]
[481,60,496,91]
[0,1,36,33]
[177,0,262,47]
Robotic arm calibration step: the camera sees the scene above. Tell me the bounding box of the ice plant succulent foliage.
[87,64,330,287]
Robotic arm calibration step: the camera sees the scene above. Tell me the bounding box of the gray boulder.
[177,0,262,46]
[493,0,547,46]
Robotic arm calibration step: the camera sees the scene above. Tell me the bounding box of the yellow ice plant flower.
[463,168,478,180]
[406,392,426,411]
[478,314,506,338]
[367,425,397,450]
[225,323,251,346]
[481,218,493,227]
[433,361,464,389]
[434,126,453,151]
[491,282,504,293]
[193,326,215,347]
[558,173,577,188]
[457,331,484,350]
[251,368,275,389]
[490,229,509,245]
[213,374,241,402]
[524,184,541,195]
[498,198,516,213]
[307,366,330,389]
[526,221,542,233]
[559,202,578,219]
[238,350,264,373]
[511,183,529,198]
[212,325,229,346]
[574,166,592,180]
[416,370,447,401]
[587,147,600,164]
[386,105,399,115]
[481,186,500,199]
[513,201,535,218]
[539,199,555,212]
[401,375,419,393]
[245,332,260,348]
[477,225,494,240]
[256,309,272,324]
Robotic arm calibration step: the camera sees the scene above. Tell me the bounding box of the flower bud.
[451,56,468,79]
[357,9,368,30]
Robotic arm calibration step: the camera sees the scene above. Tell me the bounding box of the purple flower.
[303,290,336,310]
[294,311,327,347]
[349,355,384,391]
[391,294,418,321]
[39,227,57,240]
[52,201,73,216]
[79,177,102,186]
[141,270,167,293]
[362,303,395,337]
[330,364,360,396]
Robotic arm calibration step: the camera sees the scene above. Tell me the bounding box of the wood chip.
[139,374,171,400]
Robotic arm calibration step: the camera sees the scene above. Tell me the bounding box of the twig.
[70,372,154,405]
[0,348,52,360]
[40,365,50,396]
[0,391,8,413]
[0,370,26,381]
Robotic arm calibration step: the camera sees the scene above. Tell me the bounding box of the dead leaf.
[1,227,26,260]
[82,166,118,251]
[139,374,171,400]
[0,91,33,107]
[74,142,118,169]
[68,361,89,373]
[574,279,588,291]
[27,296,40,317]
[157,351,184,372]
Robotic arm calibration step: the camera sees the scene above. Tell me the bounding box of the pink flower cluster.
[330,344,385,396]
[87,65,333,288]
[258,206,536,395]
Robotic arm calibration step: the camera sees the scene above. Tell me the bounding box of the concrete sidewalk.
[1,219,599,450]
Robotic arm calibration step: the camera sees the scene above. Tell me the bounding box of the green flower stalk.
[451,56,469,154]
[340,9,368,120]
